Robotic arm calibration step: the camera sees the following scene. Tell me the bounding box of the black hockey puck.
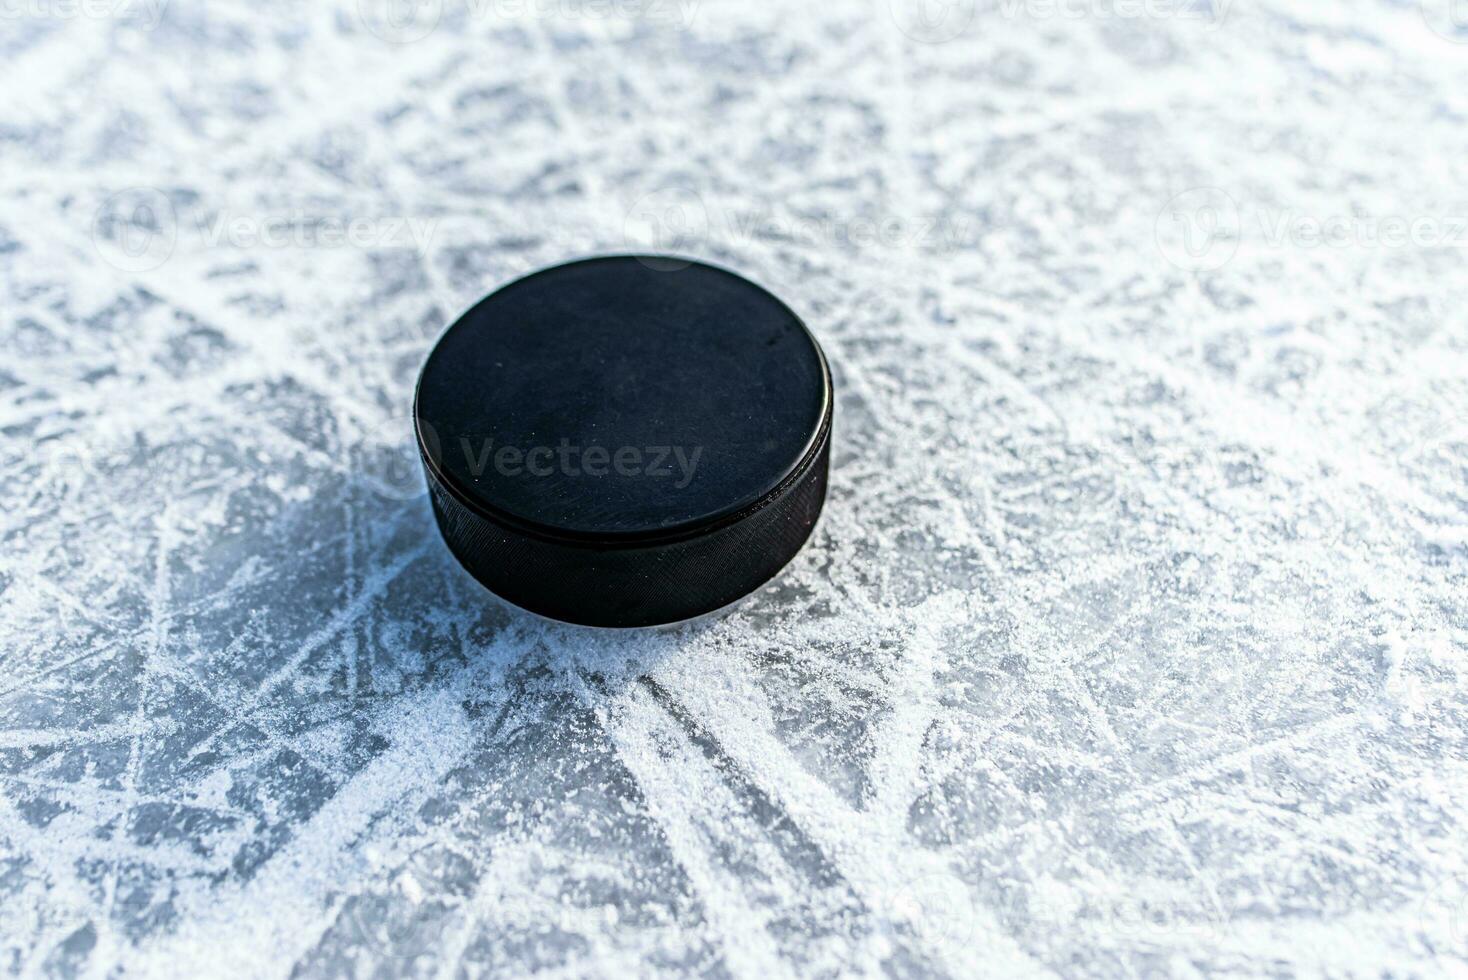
[414,256,832,628]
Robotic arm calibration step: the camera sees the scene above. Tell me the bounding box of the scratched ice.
[1,0,1467,976]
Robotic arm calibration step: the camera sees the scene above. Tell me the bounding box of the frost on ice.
[1,0,1467,976]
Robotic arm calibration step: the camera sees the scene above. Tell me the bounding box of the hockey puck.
[414,256,833,628]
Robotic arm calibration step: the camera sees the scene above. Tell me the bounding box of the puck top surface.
[415,257,830,540]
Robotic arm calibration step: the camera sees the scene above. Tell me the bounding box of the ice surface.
[1,0,1467,976]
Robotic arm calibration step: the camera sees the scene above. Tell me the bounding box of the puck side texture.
[414,256,832,628]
